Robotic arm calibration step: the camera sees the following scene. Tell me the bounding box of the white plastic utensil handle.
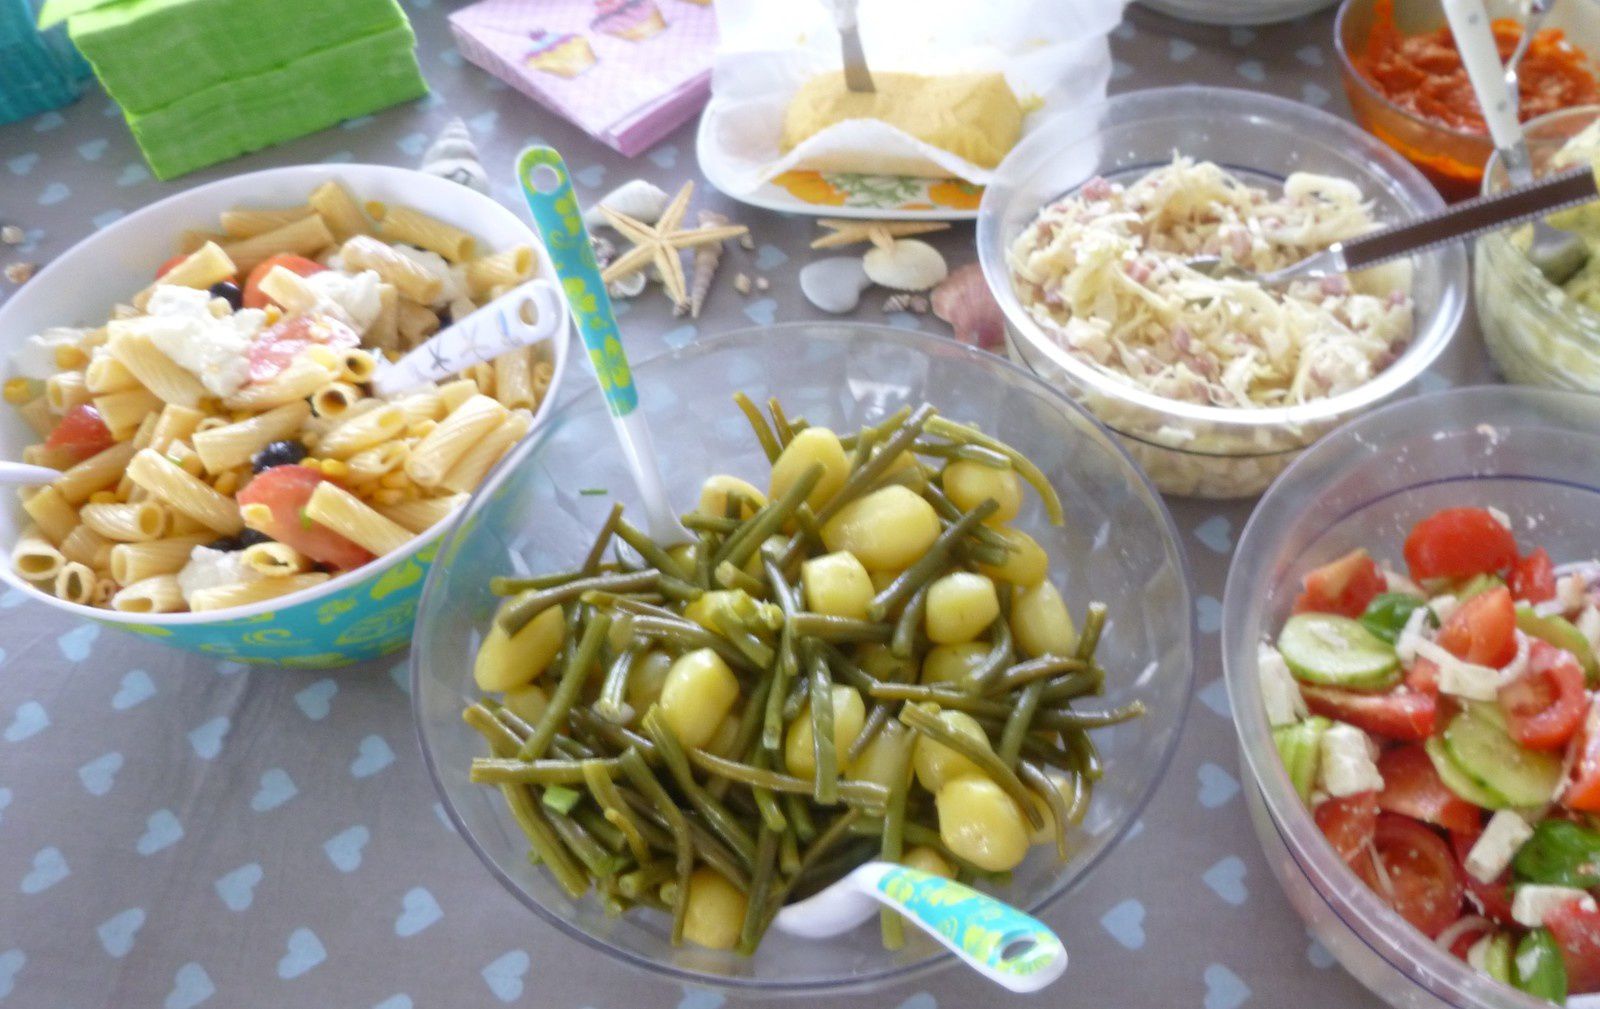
[1440,0,1524,153]
[370,279,565,397]
[831,0,859,30]
[0,461,64,486]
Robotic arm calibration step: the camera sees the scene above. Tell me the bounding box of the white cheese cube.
[176,546,262,604]
[1559,574,1589,614]
[302,268,382,331]
[1258,641,1307,728]
[1466,933,1495,973]
[1429,594,1460,626]
[12,326,89,379]
[1511,884,1596,928]
[1577,606,1600,653]
[1465,810,1533,884]
[113,285,265,397]
[1318,723,1384,798]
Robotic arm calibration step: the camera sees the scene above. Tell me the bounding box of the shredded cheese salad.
[1008,156,1416,410]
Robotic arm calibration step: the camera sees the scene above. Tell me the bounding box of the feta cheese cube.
[1318,723,1384,798]
[302,268,382,331]
[176,546,262,603]
[1465,810,1533,884]
[1511,884,1596,928]
[112,285,265,397]
[13,327,89,379]
[1258,641,1307,727]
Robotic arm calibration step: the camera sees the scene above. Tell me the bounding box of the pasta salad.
[5,178,553,614]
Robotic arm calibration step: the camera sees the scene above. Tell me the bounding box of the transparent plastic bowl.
[412,323,1195,995]
[1138,0,1336,27]
[977,86,1468,500]
[1477,105,1600,390]
[1222,385,1600,1009]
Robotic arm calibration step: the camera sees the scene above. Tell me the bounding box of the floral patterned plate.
[695,103,983,220]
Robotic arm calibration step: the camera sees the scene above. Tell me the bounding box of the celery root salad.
[1264,507,1600,1004]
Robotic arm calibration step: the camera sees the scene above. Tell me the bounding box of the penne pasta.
[60,524,113,569]
[368,283,399,351]
[318,402,405,459]
[304,481,412,555]
[92,576,118,608]
[22,486,78,543]
[93,387,163,439]
[339,349,378,385]
[310,382,362,419]
[55,441,137,504]
[404,394,507,488]
[106,330,208,407]
[340,235,443,303]
[178,229,226,255]
[395,299,440,347]
[221,213,335,275]
[346,442,407,484]
[493,344,537,411]
[308,180,368,242]
[17,396,55,439]
[81,500,168,542]
[375,493,466,534]
[239,541,310,577]
[85,351,140,394]
[111,574,185,613]
[222,357,337,411]
[109,534,209,585]
[256,265,321,315]
[219,205,314,240]
[437,378,478,413]
[12,524,65,582]
[54,561,95,604]
[189,573,329,612]
[23,445,76,470]
[135,241,236,309]
[127,448,243,534]
[466,245,534,297]
[368,203,475,262]
[46,370,91,414]
[439,409,531,495]
[192,401,311,473]
[149,403,205,454]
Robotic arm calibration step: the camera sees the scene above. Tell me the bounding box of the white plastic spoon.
[774,862,1067,993]
[0,461,65,486]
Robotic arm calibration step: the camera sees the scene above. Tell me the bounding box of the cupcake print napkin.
[450,0,716,157]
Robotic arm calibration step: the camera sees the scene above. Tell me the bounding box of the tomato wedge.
[1450,828,1514,923]
[1316,792,1378,861]
[44,403,114,463]
[1511,548,1558,605]
[1545,897,1600,994]
[236,465,373,571]
[1356,814,1465,938]
[245,313,361,383]
[1294,548,1385,619]
[1405,508,1519,582]
[1437,586,1518,668]
[155,252,189,278]
[1565,703,1600,813]
[1303,684,1436,742]
[1377,744,1480,834]
[1500,640,1587,750]
[242,253,326,310]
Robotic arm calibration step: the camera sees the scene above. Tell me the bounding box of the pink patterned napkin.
[449,0,716,157]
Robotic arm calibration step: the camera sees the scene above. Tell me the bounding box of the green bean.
[779,826,801,875]
[471,757,608,785]
[695,533,716,590]
[782,670,810,722]
[464,702,525,756]
[962,542,1012,568]
[890,581,929,659]
[1020,735,1077,774]
[596,644,640,725]
[848,425,880,472]
[763,555,801,752]
[502,784,589,898]
[966,614,1015,691]
[734,391,782,462]
[1036,701,1145,731]
[768,397,795,446]
[813,404,935,525]
[684,513,741,534]
[717,464,822,572]
[756,808,864,934]
[486,700,537,742]
[643,708,757,864]
[738,826,781,955]
[986,655,1090,694]
[1019,760,1072,861]
[687,748,887,810]
[715,561,766,596]
[615,519,693,581]
[837,406,911,449]
[581,502,625,576]
[804,643,839,805]
[923,483,1012,551]
[1039,669,1105,703]
[898,703,1044,830]
[518,610,611,761]
[498,572,656,635]
[618,860,675,900]
[997,681,1045,769]
[1077,602,1108,660]
[618,748,693,944]
[490,570,582,595]
[866,682,1014,718]
[790,612,893,644]
[866,498,997,622]
[747,749,789,833]
[911,439,1013,468]
[711,611,777,668]
[584,758,650,861]
[629,615,761,674]
[548,808,627,879]
[877,726,915,949]
[1066,728,1103,780]
[925,416,1064,525]
[782,790,816,842]
[657,575,703,603]
[573,805,628,853]
[609,596,683,621]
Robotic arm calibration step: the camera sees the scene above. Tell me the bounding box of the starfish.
[600,182,748,309]
[810,218,950,252]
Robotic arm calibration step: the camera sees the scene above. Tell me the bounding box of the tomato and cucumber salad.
[1264,507,1600,1005]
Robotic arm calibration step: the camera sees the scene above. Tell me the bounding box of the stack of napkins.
[450,0,716,157]
[0,0,91,125]
[37,0,429,179]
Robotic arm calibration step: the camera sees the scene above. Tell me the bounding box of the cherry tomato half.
[43,403,114,463]
[1437,586,1518,668]
[1500,641,1587,751]
[242,253,326,310]
[1377,743,1481,834]
[1404,507,1518,582]
[1355,814,1464,939]
[1294,548,1385,619]
[1510,548,1558,605]
[1316,791,1379,862]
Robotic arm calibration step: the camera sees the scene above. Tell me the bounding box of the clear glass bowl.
[1222,385,1600,1009]
[976,85,1469,500]
[1477,105,1600,390]
[412,323,1195,995]
[1138,0,1336,27]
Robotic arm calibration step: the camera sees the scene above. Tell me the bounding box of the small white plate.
[695,101,984,221]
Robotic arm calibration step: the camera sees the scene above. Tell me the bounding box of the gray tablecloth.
[0,3,1497,1007]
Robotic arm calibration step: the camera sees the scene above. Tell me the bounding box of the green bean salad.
[462,396,1142,953]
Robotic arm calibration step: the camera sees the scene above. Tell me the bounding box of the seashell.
[583,179,670,230]
[590,235,617,269]
[863,239,947,292]
[1,225,23,246]
[419,117,490,195]
[686,209,728,318]
[4,261,36,284]
[932,262,1005,351]
[882,292,928,314]
[800,257,871,314]
[607,271,647,298]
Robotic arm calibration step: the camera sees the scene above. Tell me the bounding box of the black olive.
[209,280,243,311]
[238,529,270,548]
[251,439,307,473]
[436,305,453,328]
[206,536,243,552]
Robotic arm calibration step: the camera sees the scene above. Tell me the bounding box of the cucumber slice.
[1443,703,1564,808]
[1484,932,1515,985]
[1277,613,1401,691]
[1425,736,1509,810]
[1274,716,1329,804]
[1456,573,1506,603]
[1514,929,1568,1003]
[1516,604,1600,685]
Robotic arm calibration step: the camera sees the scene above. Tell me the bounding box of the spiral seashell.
[419,117,490,195]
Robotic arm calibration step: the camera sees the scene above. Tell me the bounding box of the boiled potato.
[912,707,992,791]
[682,867,747,950]
[502,683,549,725]
[785,684,867,777]
[870,569,898,593]
[902,845,954,878]
[921,642,991,687]
[684,590,781,634]
[1011,581,1076,658]
[802,551,874,619]
[659,648,739,749]
[848,721,914,788]
[976,527,1048,587]
[698,474,766,518]
[942,460,1021,525]
[770,427,849,512]
[856,643,911,683]
[625,650,675,718]
[875,449,927,491]
[707,711,742,758]
[821,486,940,572]
[925,572,1000,644]
[667,541,697,575]
[474,605,566,691]
[936,775,1030,872]
[1025,766,1077,845]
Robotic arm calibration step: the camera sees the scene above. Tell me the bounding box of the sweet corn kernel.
[213,471,240,496]
[373,488,405,506]
[319,459,349,480]
[3,378,35,405]
[300,457,322,473]
[54,345,88,370]
[264,306,282,325]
